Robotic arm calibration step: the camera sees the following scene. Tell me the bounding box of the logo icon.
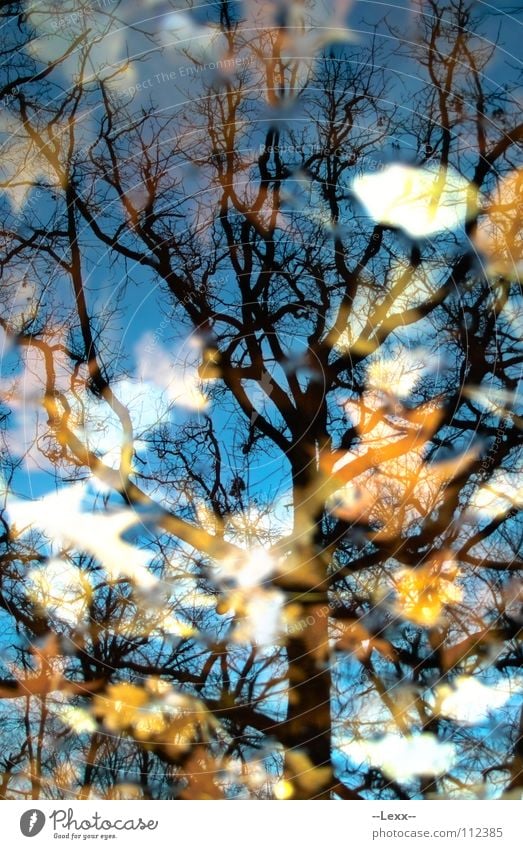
[20,810,46,838]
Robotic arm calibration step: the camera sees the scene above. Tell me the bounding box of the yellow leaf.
[394,559,461,626]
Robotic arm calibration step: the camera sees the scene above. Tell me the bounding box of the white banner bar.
[3,799,522,848]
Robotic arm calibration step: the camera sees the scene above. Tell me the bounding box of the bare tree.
[0,0,522,800]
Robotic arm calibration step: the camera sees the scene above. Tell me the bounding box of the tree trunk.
[284,607,333,798]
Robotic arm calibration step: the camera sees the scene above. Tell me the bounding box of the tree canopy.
[0,0,522,800]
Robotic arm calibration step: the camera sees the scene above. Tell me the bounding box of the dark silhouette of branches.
[0,0,521,801]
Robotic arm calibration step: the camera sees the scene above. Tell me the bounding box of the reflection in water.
[0,0,521,801]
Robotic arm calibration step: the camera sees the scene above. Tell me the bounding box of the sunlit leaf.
[55,705,97,735]
[27,558,92,626]
[475,168,523,277]
[393,559,462,626]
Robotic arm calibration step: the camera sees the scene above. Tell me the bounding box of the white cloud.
[342,733,456,781]
[219,548,275,588]
[470,470,523,518]
[436,676,520,725]
[353,164,476,238]
[366,349,427,398]
[216,548,284,647]
[135,334,208,412]
[232,587,284,647]
[9,483,156,588]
